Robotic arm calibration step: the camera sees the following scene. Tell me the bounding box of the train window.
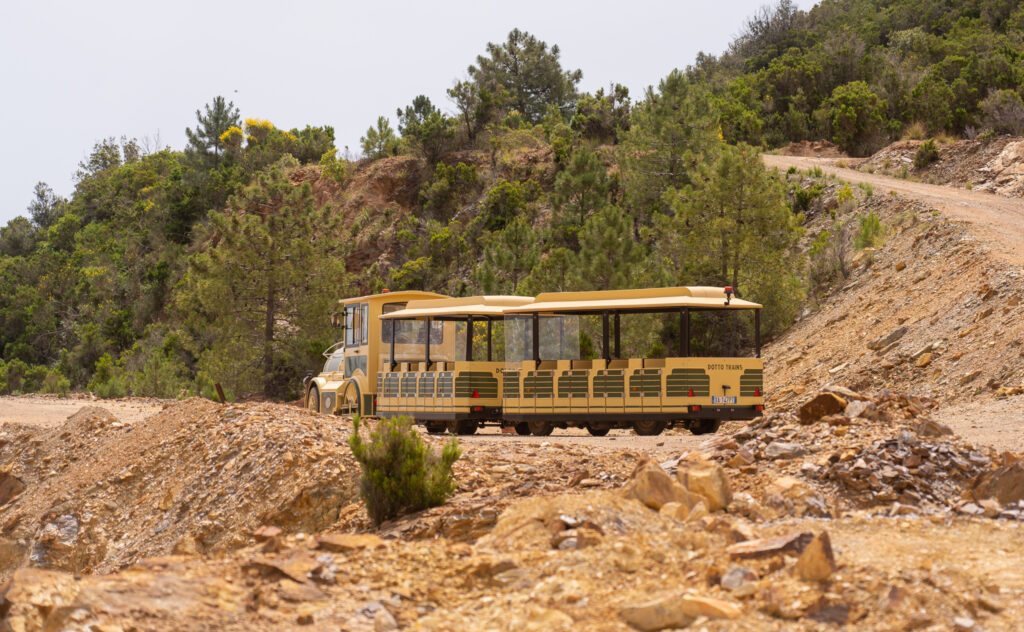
[323,351,343,373]
[381,303,408,342]
[345,304,368,347]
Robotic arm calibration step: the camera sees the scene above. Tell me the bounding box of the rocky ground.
[1,383,1023,631]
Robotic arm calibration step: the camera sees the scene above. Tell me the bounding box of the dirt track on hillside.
[763,154,1024,266]
[0,395,165,428]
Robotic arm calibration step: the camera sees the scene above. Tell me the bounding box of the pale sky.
[0,0,815,225]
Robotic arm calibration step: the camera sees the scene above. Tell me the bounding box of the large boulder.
[799,393,847,424]
[676,461,732,512]
[623,462,696,511]
[968,462,1024,505]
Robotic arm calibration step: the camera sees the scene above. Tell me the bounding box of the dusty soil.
[935,396,1024,454]
[0,395,165,428]
[764,153,1024,267]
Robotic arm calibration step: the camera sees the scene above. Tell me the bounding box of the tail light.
[473,406,483,412]
[754,387,761,397]
[691,405,701,412]
[472,389,480,398]
[688,388,694,397]
[755,405,764,411]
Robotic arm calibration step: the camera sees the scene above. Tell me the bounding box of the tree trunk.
[263,276,276,396]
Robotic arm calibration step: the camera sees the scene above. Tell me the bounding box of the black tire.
[689,419,721,435]
[306,385,320,413]
[586,425,610,437]
[448,420,478,435]
[514,422,531,435]
[528,421,553,436]
[425,421,447,434]
[634,420,667,436]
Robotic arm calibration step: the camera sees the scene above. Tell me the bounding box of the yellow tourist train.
[302,286,764,436]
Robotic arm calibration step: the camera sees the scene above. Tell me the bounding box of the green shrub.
[791,183,824,213]
[348,416,461,526]
[3,359,28,394]
[23,365,49,392]
[914,140,939,169]
[853,211,884,249]
[87,354,128,399]
[41,370,70,396]
[858,182,874,197]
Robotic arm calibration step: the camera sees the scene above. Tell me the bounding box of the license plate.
[712,396,737,404]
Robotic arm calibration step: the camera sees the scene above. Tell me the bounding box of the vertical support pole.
[678,310,685,358]
[683,308,690,357]
[465,316,474,362]
[532,313,540,368]
[389,320,397,370]
[486,319,493,361]
[424,317,432,367]
[613,313,621,359]
[754,309,761,358]
[602,312,610,362]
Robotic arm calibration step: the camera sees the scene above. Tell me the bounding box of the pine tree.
[468,29,582,124]
[27,182,67,229]
[185,96,241,162]
[474,217,539,294]
[619,71,721,235]
[550,147,609,249]
[577,205,644,290]
[660,143,804,337]
[178,160,347,398]
[360,116,399,160]
[396,96,454,166]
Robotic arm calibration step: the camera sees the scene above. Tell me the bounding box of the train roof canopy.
[380,295,533,319]
[339,290,448,306]
[505,286,761,314]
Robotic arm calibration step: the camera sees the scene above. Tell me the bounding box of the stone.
[799,393,847,424]
[676,460,732,511]
[727,531,814,559]
[619,596,694,631]
[867,326,907,351]
[317,533,385,552]
[253,525,282,541]
[844,399,877,420]
[914,419,953,438]
[960,370,982,385]
[765,441,805,460]
[728,448,755,468]
[795,532,836,582]
[952,616,976,631]
[720,566,757,591]
[968,462,1024,505]
[623,462,695,511]
[0,471,26,506]
[978,498,1001,518]
[373,608,398,632]
[680,595,742,619]
[686,500,709,522]
[915,353,933,368]
[822,384,870,401]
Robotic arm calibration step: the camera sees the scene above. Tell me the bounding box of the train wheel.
[528,421,553,436]
[634,420,667,436]
[306,385,320,413]
[514,423,531,435]
[689,419,721,435]
[448,420,478,435]
[340,381,361,417]
[586,425,609,437]
[425,421,447,434]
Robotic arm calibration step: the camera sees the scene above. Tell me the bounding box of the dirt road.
[0,395,165,428]
[763,154,1024,266]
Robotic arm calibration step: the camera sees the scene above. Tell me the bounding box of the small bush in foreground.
[348,416,461,526]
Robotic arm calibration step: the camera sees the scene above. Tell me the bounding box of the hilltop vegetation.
[4,0,1020,401]
[699,0,1024,154]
